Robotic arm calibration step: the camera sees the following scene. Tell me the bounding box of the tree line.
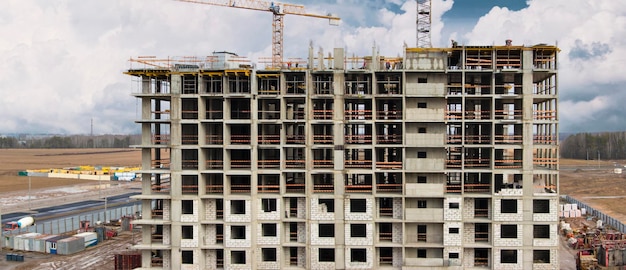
[0,134,141,149]
[560,132,626,160]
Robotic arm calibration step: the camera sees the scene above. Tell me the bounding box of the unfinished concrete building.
[127,42,559,269]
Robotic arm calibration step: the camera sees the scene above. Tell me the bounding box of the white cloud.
[460,0,626,132]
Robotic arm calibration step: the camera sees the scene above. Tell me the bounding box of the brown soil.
[560,158,626,223]
[0,148,140,193]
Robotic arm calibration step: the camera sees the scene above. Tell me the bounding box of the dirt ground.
[560,158,626,223]
[0,148,141,193]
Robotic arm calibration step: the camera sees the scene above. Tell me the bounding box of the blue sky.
[1,0,625,134]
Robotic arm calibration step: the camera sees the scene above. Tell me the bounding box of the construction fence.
[562,195,626,233]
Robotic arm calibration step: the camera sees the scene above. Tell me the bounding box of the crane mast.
[416,0,432,48]
[176,0,340,69]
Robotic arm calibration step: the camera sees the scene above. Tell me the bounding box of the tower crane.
[416,0,431,48]
[175,0,340,68]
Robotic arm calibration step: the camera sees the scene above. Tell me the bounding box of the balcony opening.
[258,74,280,95]
[231,226,246,239]
[216,224,223,243]
[206,173,224,194]
[318,198,334,212]
[376,99,402,120]
[417,249,428,258]
[379,198,394,217]
[313,174,334,192]
[446,172,462,193]
[229,124,251,144]
[227,73,250,94]
[216,199,223,219]
[351,224,367,238]
[205,123,223,144]
[319,248,335,262]
[205,98,223,119]
[312,124,333,144]
[345,123,372,144]
[345,100,373,120]
[182,250,194,264]
[286,72,306,94]
[345,174,373,193]
[379,247,393,265]
[464,172,491,193]
[345,73,372,95]
[258,99,280,119]
[345,148,372,169]
[312,99,334,120]
[230,175,251,193]
[312,148,333,168]
[495,173,522,193]
[533,225,550,239]
[501,199,518,213]
[350,199,367,213]
[376,73,401,95]
[376,172,402,192]
[285,172,305,193]
[376,148,402,170]
[181,149,198,170]
[474,198,489,218]
[501,224,517,238]
[533,250,550,263]
[319,224,335,237]
[181,124,198,145]
[262,198,277,212]
[501,250,517,264]
[475,223,489,242]
[216,249,224,267]
[285,99,305,119]
[231,200,245,215]
[258,174,280,193]
[351,248,367,263]
[231,250,246,264]
[151,250,163,267]
[181,98,198,119]
[230,99,251,119]
[258,124,281,145]
[262,248,277,262]
[182,225,193,239]
[182,175,198,194]
[262,223,277,237]
[204,74,222,94]
[474,249,489,266]
[285,123,305,144]
[205,148,223,169]
[182,200,194,215]
[376,123,402,144]
[288,247,299,265]
[379,223,392,241]
[533,200,550,213]
[151,199,164,219]
[285,147,305,168]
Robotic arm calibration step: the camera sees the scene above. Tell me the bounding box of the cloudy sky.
[1,0,624,134]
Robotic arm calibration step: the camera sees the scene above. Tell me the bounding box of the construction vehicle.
[3,216,35,231]
[175,0,340,68]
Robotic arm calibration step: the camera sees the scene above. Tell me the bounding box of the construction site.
[119,0,563,269]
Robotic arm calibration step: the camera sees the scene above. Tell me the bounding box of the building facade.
[128,44,559,269]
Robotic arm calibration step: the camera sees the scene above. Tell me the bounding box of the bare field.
[0,148,141,193]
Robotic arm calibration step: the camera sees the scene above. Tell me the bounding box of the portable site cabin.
[14,232,40,251]
[46,235,70,254]
[33,235,57,253]
[74,232,98,248]
[57,236,85,255]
